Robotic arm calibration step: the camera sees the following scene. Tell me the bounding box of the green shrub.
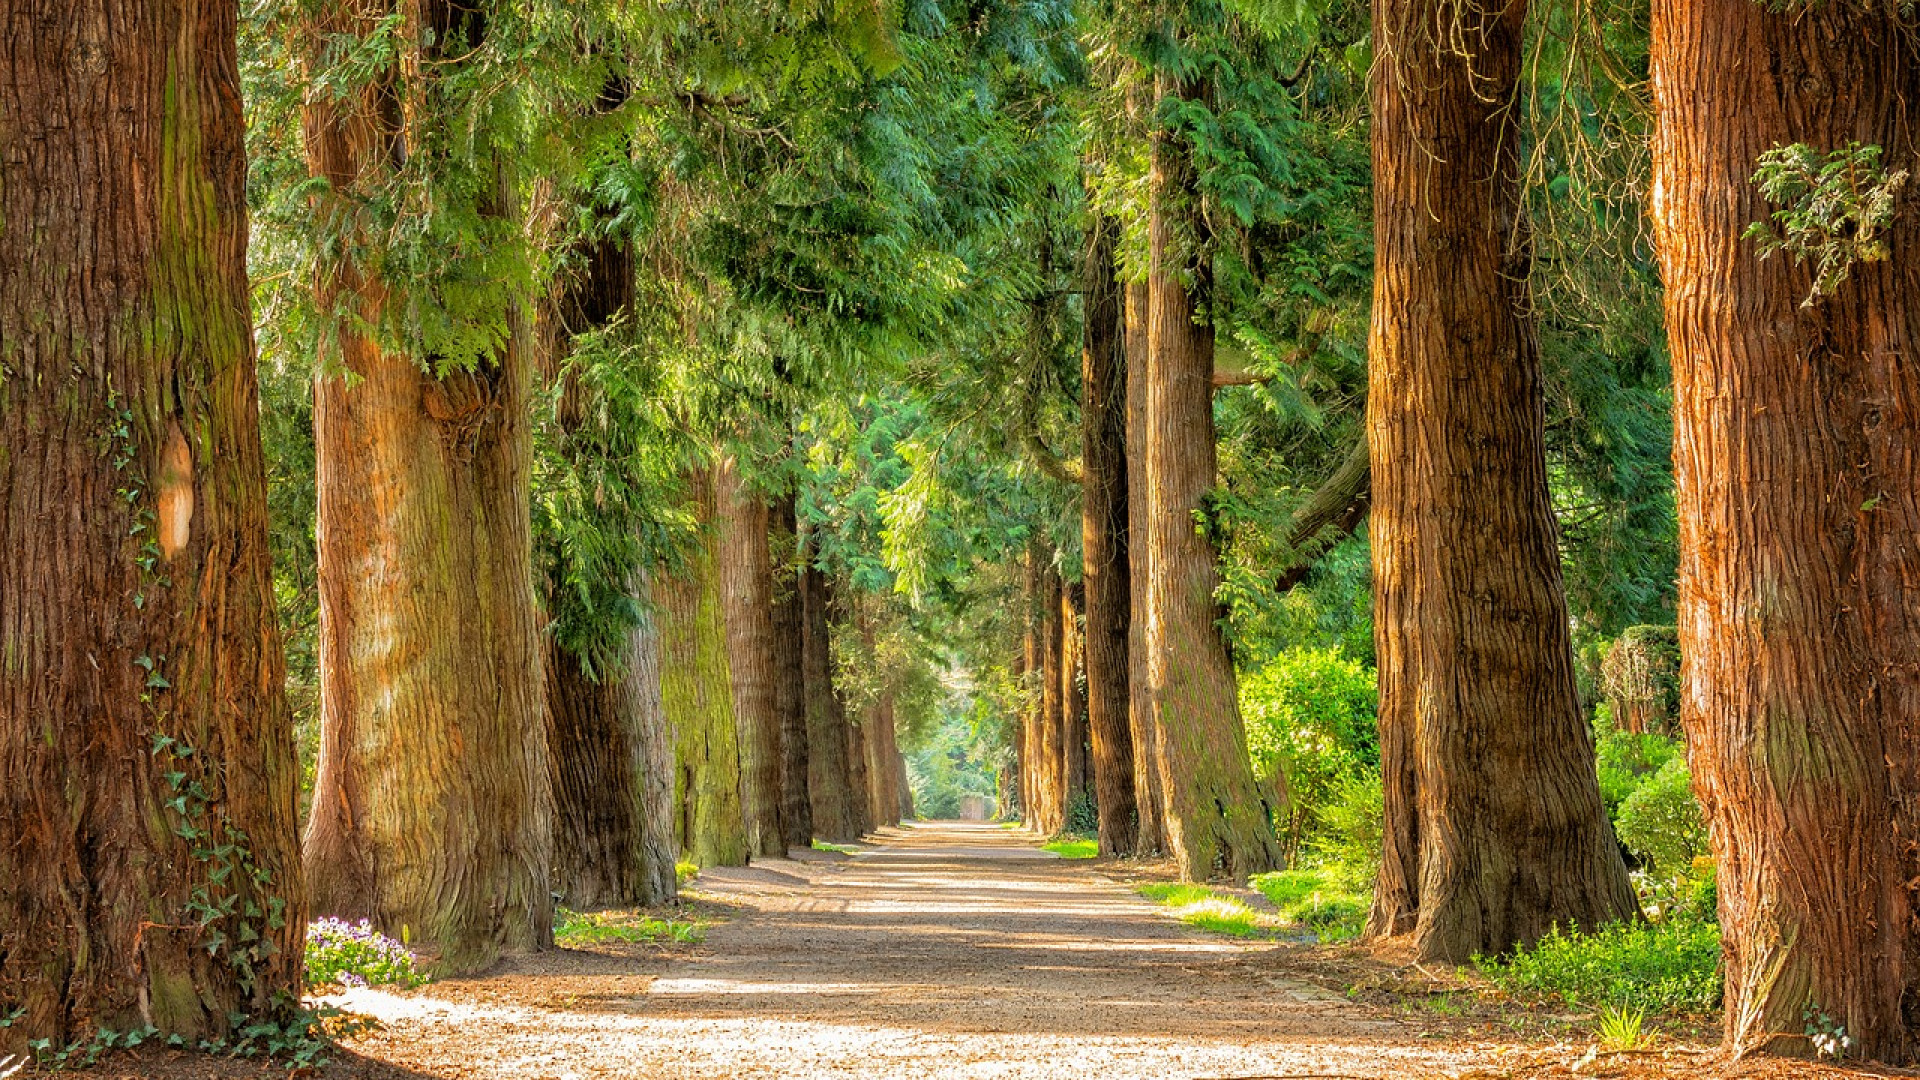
[1601,625,1681,736]
[1482,917,1722,1014]
[1310,770,1383,892]
[305,918,427,990]
[1594,720,1680,815]
[1065,789,1100,836]
[1616,755,1707,880]
[1240,648,1378,861]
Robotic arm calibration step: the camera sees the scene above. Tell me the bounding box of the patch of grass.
[1480,916,1722,1015]
[1136,883,1277,939]
[555,907,705,948]
[1042,835,1097,859]
[1250,868,1370,943]
[675,860,699,886]
[810,840,861,855]
[305,917,428,990]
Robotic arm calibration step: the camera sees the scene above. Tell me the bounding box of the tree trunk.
[538,163,675,909]
[1144,71,1281,881]
[1083,219,1138,855]
[1022,551,1044,829]
[771,494,811,852]
[1650,6,1920,1062]
[1125,281,1168,856]
[0,0,304,1043]
[1366,0,1635,961]
[803,560,861,841]
[301,0,553,973]
[544,585,676,907]
[660,469,747,868]
[1037,564,1066,835]
[1061,580,1089,828]
[717,458,786,858]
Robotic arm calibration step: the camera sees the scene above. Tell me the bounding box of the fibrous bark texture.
[301,0,553,974]
[1366,0,1635,962]
[1124,281,1167,856]
[803,560,861,841]
[1061,580,1089,822]
[1144,71,1280,881]
[0,0,304,1043]
[1083,219,1138,855]
[718,459,786,858]
[1034,564,1067,835]
[771,494,811,851]
[544,594,676,908]
[660,469,748,868]
[1651,5,1920,1062]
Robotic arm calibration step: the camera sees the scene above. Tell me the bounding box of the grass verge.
[1042,835,1097,859]
[555,907,706,948]
[1136,883,1283,938]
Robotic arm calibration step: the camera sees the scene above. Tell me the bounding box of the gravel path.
[324,820,1472,1079]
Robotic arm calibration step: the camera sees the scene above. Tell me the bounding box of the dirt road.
[326,820,1466,1079]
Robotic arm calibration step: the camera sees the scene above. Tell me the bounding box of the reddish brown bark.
[0,0,304,1043]
[1035,564,1066,834]
[1651,6,1920,1062]
[1083,219,1138,855]
[1061,580,1090,826]
[1124,281,1168,856]
[771,494,811,851]
[300,0,553,973]
[718,459,786,858]
[803,559,861,841]
[1366,0,1635,961]
[1144,70,1280,880]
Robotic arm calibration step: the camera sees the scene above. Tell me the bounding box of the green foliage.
[1593,720,1680,816]
[1616,756,1707,881]
[1239,647,1376,862]
[1308,770,1383,893]
[1250,868,1368,942]
[554,908,704,947]
[1600,625,1681,736]
[1745,141,1908,307]
[675,861,701,887]
[1042,836,1097,859]
[1482,917,1722,1014]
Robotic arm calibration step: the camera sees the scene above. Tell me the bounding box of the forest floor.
[60,821,1896,1080]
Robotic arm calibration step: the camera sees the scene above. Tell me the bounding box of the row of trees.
[995,0,1920,1064]
[2,0,1916,1067]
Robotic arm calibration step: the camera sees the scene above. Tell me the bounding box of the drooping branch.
[1272,434,1370,594]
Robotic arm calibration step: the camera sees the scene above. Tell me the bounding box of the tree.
[1082,218,1138,855]
[771,493,814,849]
[1650,3,1920,1062]
[1124,281,1168,855]
[0,0,304,1043]
[661,467,748,867]
[538,218,678,909]
[719,458,788,857]
[803,558,862,841]
[299,0,554,972]
[1144,66,1281,881]
[1365,0,1635,961]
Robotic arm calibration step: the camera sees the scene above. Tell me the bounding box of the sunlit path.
[317,822,1475,1079]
